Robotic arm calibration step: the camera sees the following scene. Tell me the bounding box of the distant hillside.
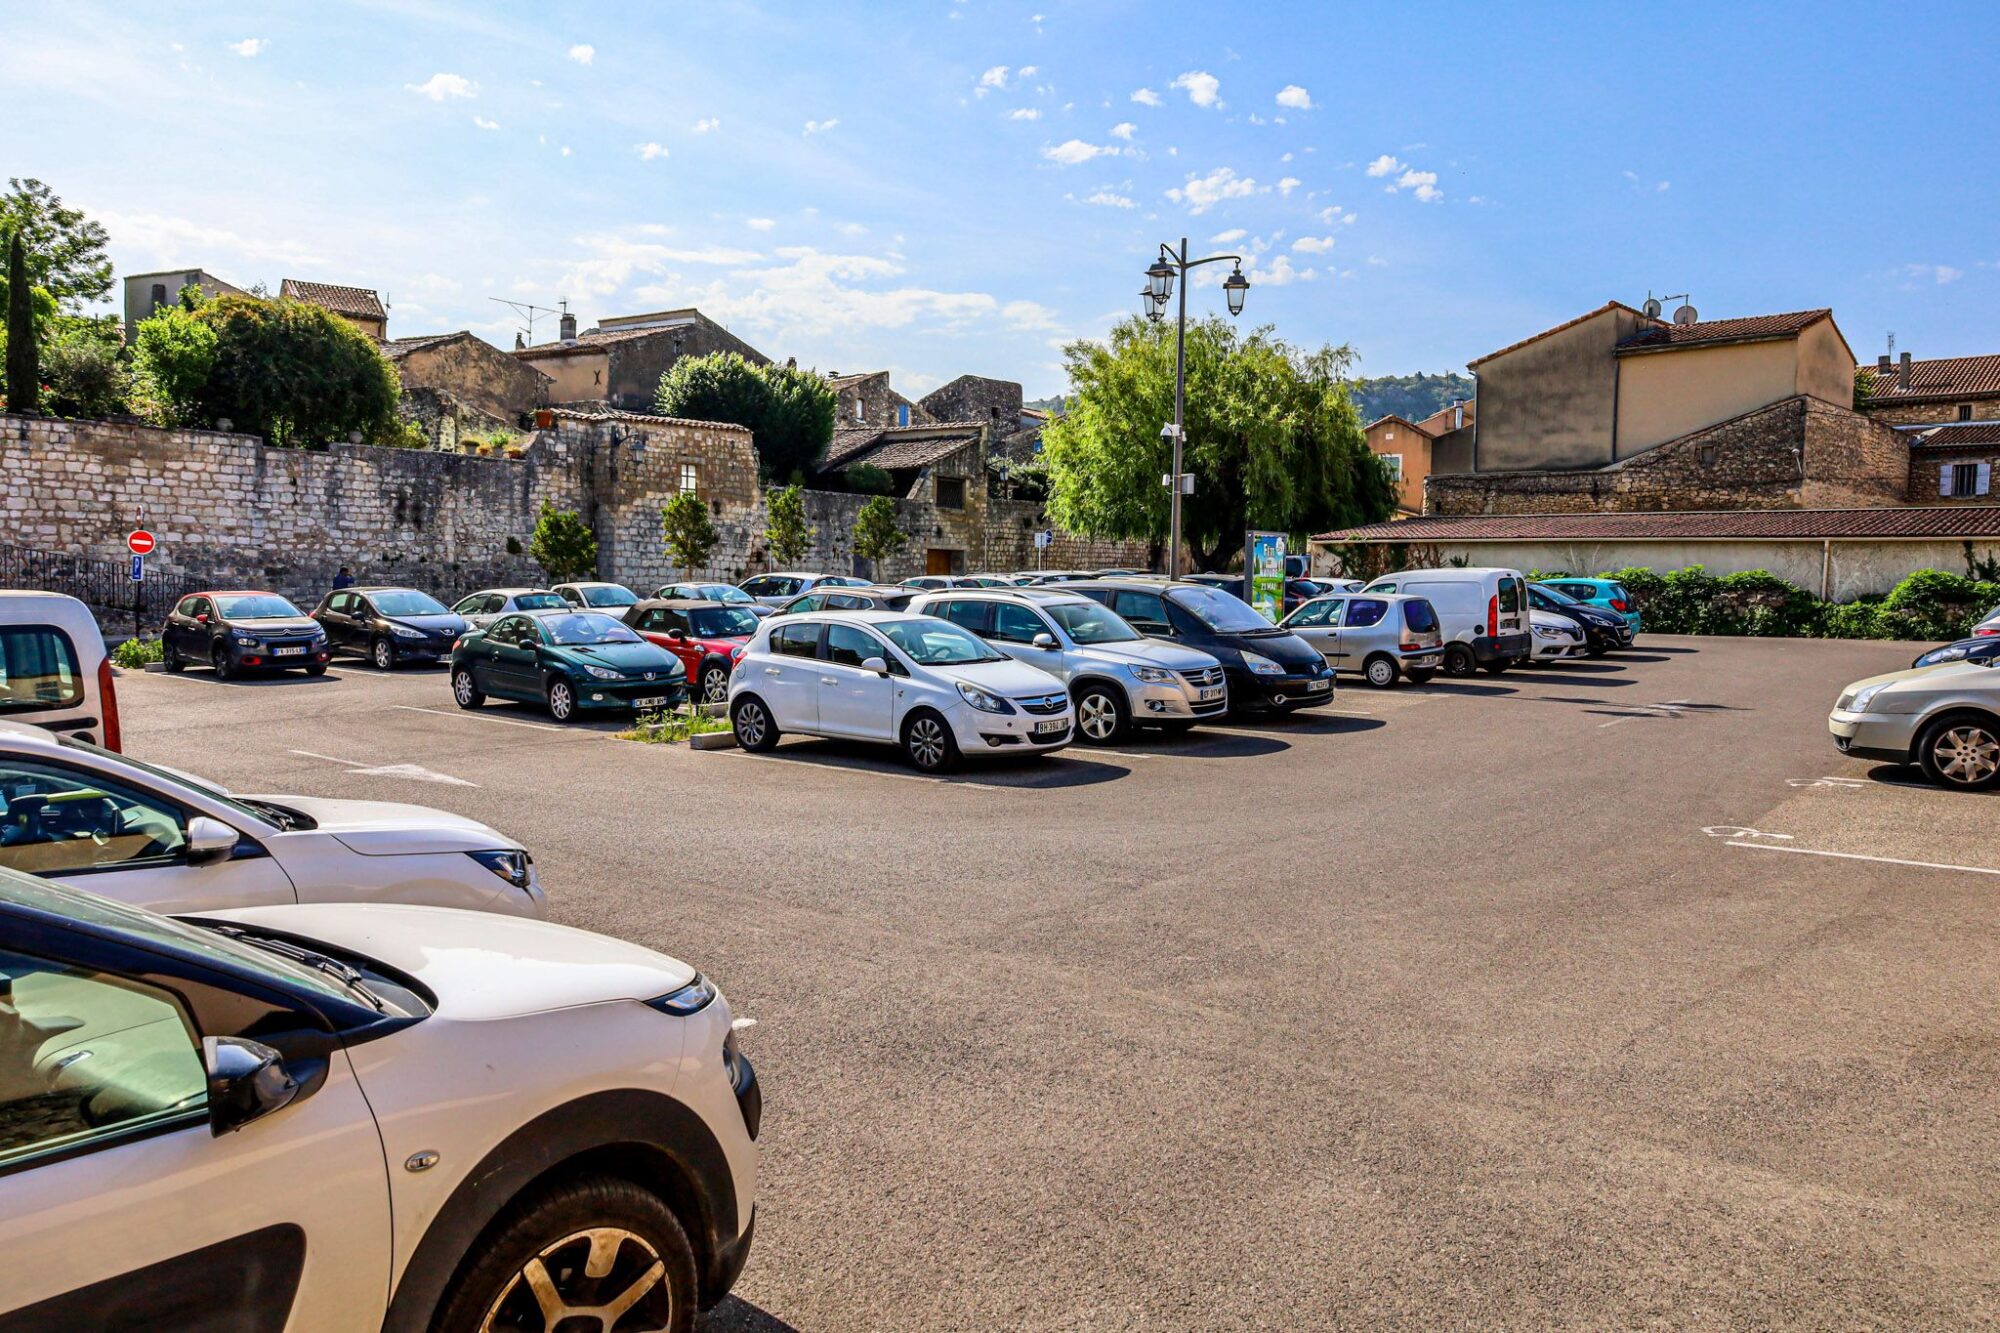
[1024,395,1068,415]
[1347,372,1473,426]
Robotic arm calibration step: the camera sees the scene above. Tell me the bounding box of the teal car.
[450,609,688,722]
[1541,577,1641,636]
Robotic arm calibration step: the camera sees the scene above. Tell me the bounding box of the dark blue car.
[1068,579,1334,714]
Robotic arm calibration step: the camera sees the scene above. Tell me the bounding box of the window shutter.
[1979,462,1993,496]
[1941,462,1957,497]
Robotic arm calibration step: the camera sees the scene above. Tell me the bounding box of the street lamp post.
[1145,238,1248,578]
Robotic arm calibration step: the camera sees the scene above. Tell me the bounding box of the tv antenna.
[488,296,566,346]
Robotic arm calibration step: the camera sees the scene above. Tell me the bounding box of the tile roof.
[1906,421,2000,447]
[546,406,751,433]
[1364,413,1431,437]
[382,332,465,360]
[1859,354,2000,403]
[1616,309,1830,352]
[1414,399,1474,434]
[280,279,385,321]
[1314,506,2000,544]
[821,423,985,472]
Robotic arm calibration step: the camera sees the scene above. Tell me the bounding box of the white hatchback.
[728,610,1076,771]
[0,720,546,917]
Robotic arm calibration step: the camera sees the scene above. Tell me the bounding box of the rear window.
[1345,599,1390,628]
[0,627,84,714]
[1497,578,1523,613]
[1402,599,1440,633]
[1610,584,1630,604]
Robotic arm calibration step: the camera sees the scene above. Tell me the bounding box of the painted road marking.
[289,749,478,786]
[393,705,568,733]
[1726,840,2000,878]
[1599,700,1696,728]
[1702,825,1794,841]
[1786,775,1867,789]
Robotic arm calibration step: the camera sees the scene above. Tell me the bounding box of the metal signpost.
[1245,531,1287,623]
[127,522,154,639]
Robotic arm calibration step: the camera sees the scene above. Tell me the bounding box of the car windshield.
[1532,583,1580,606]
[514,593,568,611]
[372,590,448,617]
[215,594,302,619]
[1171,586,1275,632]
[579,586,638,608]
[544,614,641,646]
[703,585,754,604]
[1045,601,1141,644]
[688,607,762,638]
[879,619,1006,665]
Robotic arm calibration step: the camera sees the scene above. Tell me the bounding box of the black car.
[1912,636,2000,670]
[160,590,331,679]
[310,586,467,670]
[1068,579,1334,713]
[1526,583,1633,656]
[769,584,919,615]
[1183,572,1329,616]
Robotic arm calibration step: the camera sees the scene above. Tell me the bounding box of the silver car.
[911,588,1228,743]
[450,587,569,630]
[1281,593,1444,688]
[1829,657,2000,790]
[738,572,871,608]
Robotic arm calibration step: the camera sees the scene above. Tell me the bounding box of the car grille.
[1178,666,1225,689]
[1018,693,1069,715]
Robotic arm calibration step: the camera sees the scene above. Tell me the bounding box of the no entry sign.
[127,530,155,556]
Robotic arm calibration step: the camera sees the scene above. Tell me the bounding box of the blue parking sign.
[130,554,144,582]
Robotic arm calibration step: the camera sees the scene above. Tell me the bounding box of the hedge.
[1574,566,1998,641]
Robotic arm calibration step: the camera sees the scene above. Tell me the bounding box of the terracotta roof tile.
[1616,309,1830,352]
[546,406,751,433]
[1907,421,2000,447]
[382,332,464,360]
[821,422,985,472]
[1860,354,2000,403]
[280,279,385,321]
[1314,506,2000,544]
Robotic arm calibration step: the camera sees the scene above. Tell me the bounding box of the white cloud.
[691,117,720,133]
[567,44,595,65]
[406,72,477,101]
[1367,255,1389,267]
[1276,84,1313,110]
[473,116,500,130]
[1393,169,1442,202]
[1019,65,1039,78]
[1130,87,1162,107]
[95,208,327,269]
[1938,264,1965,283]
[803,118,839,135]
[1171,70,1222,108]
[1624,170,1670,193]
[560,145,572,156]
[635,142,670,160]
[1277,176,1301,196]
[1210,229,1247,244]
[746,217,776,231]
[837,222,869,237]
[1292,235,1335,254]
[1044,139,1116,166]
[1894,263,1964,287]
[226,37,266,57]
[550,231,770,297]
[1365,154,1402,178]
[1166,166,1258,213]
[1109,122,1137,140]
[1003,299,1059,330]
[976,65,1009,96]
[1080,190,1134,208]
[1008,107,1041,121]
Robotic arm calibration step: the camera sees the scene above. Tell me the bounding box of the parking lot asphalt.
[118,635,1998,1330]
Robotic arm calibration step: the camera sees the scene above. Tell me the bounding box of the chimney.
[1900,351,1912,387]
[1453,402,1464,430]
[559,311,578,342]
[1877,354,1892,374]
[514,331,525,350]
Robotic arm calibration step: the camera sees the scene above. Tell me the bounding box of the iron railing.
[0,541,204,637]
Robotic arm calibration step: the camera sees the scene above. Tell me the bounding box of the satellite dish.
[1641,297,1662,319]
[1673,303,1699,326]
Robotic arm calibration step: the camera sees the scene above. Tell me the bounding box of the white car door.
[0,753,296,914]
[758,620,823,731]
[1285,598,1343,666]
[816,624,897,740]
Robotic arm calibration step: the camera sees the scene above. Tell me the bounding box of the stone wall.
[832,372,929,430]
[392,334,550,421]
[920,375,1024,430]
[1909,445,2000,504]
[1862,400,2000,427]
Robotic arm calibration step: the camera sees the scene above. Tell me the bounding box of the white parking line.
[289,749,478,786]
[1726,840,2000,878]
[393,705,567,733]
[715,749,942,784]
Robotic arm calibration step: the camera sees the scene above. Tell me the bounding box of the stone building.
[819,422,990,575]
[279,279,388,339]
[514,307,770,411]
[1363,399,1472,517]
[920,375,1024,432]
[825,371,929,429]
[385,332,552,447]
[1857,352,2000,426]
[122,267,244,342]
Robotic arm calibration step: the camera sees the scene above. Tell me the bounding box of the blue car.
[1911,636,2000,670]
[1541,577,1641,636]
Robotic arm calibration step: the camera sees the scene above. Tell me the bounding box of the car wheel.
[1074,684,1130,745]
[546,678,577,723]
[1917,715,2000,791]
[211,646,234,680]
[903,709,960,773]
[1405,668,1437,686]
[162,641,185,673]
[371,637,396,671]
[701,662,731,704]
[1442,644,1476,679]
[305,663,327,677]
[452,667,485,709]
[1362,654,1399,689]
[732,696,779,751]
[432,1174,697,1333]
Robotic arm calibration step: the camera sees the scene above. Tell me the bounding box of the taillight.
[451,638,463,652]
[1487,595,1498,638]
[1610,598,1629,612]
[1400,642,1422,652]
[96,657,122,753]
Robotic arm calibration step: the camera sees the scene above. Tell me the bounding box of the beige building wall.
[1614,339,1799,458]
[1471,305,1650,472]
[1364,418,1431,514]
[1794,317,1858,408]
[519,350,611,403]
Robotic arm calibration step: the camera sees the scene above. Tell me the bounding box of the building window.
[1942,461,1990,498]
[150,282,167,313]
[936,476,966,509]
[898,403,910,427]
[1381,454,1403,481]
[1960,404,1976,422]
[1700,445,1719,467]
[854,399,865,422]
[680,462,700,495]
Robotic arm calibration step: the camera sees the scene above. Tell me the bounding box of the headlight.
[1848,683,1890,712]
[390,623,424,638]
[467,848,531,889]
[1130,664,1174,684]
[1241,650,1284,676]
[645,974,717,1016]
[583,664,623,680]
[1534,626,1563,639]
[956,681,1015,713]
[233,635,259,646]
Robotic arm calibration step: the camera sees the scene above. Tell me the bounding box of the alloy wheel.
[548,681,575,722]
[453,670,480,708]
[1933,725,2000,786]
[908,716,948,769]
[735,701,767,747]
[702,667,729,703]
[478,1226,671,1333]
[1077,691,1118,741]
[373,639,394,671]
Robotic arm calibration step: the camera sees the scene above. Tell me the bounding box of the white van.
[0,591,120,750]
[1361,567,1531,678]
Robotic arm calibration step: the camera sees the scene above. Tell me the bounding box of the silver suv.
[911,589,1227,743]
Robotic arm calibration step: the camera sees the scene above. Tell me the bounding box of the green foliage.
[529,500,597,582]
[505,536,524,556]
[4,234,38,413]
[1601,564,1999,640]
[1346,371,1474,426]
[1966,542,2000,584]
[655,352,835,483]
[0,178,113,309]
[1042,316,1395,571]
[764,483,813,566]
[111,637,162,668]
[374,418,429,449]
[851,495,907,563]
[1851,365,1873,405]
[844,463,896,495]
[131,304,217,427]
[661,489,720,572]
[40,328,131,418]
[619,708,732,745]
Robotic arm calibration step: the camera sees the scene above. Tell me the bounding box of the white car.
[1525,608,1588,662]
[910,588,1227,743]
[449,586,571,629]
[552,580,641,613]
[0,590,118,750]
[728,610,1076,771]
[0,869,758,1331]
[0,720,545,917]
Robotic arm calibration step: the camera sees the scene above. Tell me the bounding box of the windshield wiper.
[241,800,297,831]
[209,926,386,1011]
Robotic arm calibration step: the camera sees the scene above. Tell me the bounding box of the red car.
[621,598,762,703]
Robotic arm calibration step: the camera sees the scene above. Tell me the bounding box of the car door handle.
[764,667,781,676]
[820,676,838,685]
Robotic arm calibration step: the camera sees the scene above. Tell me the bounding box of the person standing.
[332,566,356,590]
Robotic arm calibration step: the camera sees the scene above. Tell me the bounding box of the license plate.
[1410,655,1440,666]
[1198,687,1224,702]
[274,646,305,656]
[633,696,669,709]
[1305,678,1331,691]
[1033,718,1067,736]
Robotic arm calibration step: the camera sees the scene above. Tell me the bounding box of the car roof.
[758,572,835,579]
[557,580,625,588]
[630,597,728,612]
[774,608,926,625]
[925,586,1088,603]
[346,585,430,595]
[1064,577,1212,593]
[197,588,285,598]
[467,587,557,598]
[0,718,69,750]
[518,606,624,619]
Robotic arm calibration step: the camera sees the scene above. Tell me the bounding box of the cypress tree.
[4,234,36,414]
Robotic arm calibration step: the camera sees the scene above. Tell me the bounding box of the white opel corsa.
[0,720,547,917]
[728,610,1076,771]
[0,869,759,1332]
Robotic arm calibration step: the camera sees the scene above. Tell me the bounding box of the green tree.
[661,489,720,574]
[851,495,908,565]
[530,500,598,582]
[1042,316,1395,570]
[0,178,113,309]
[41,328,131,418]
[4,234,37,414]
[131,303,218,426]
[764,483,813,566]
[655,352,835,483]
[1345,370,1474,425]
[844,462,896,495]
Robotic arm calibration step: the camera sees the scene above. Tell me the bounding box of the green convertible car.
[449,609,688,722]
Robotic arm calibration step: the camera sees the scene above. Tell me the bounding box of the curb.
[689,730,739,751]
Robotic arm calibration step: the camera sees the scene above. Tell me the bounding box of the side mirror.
[204,1035,299,1135]
[667,629,685,641]
[194,614,210,625]
[185,816,239,865]
[1032,633,1058,650]
[862,656,889,676]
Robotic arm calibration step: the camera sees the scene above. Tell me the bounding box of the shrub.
[851,495,907,563]
[111,636,162,668]
[41,332,130,418]
[764,483,813,566]
[661,489,719,573]
[619,708,732,745]
[529,500,597,582]
[845,463,896,495]
[1601,564,1998,641]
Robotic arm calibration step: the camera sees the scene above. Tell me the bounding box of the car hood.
[1206,630,1323,670]
[1079,639,1217,672]
[1845,659,2000,698]
[386,613,464,636]
[937,657,1074,696]
[202,902,697,1020]
[1531,609,1582,634]
[244,794,523,856]
[229,616,320,634]
[556,641,684,675]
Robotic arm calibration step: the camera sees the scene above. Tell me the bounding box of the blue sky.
[8,0,1997,398]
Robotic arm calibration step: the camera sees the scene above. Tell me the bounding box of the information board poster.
[1246,531,1287,623]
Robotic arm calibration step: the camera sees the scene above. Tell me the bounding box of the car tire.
[1916,714,2000,791]
[1586,641,1609,658]
[700,661,731,705]
[1362,654,1399,689]
[211,646,234,680]
[732,695,779,751]
[305,663,327,677]
[1073,683,1130,745]
[452,667,485,709]
[371,637,396,672]
[431,1174,698,1333]
[1442,644,1476,679]
[1405,668,1436,685]
[162,641,186,673]
[903,709,960,773]
[546,678,578,723]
